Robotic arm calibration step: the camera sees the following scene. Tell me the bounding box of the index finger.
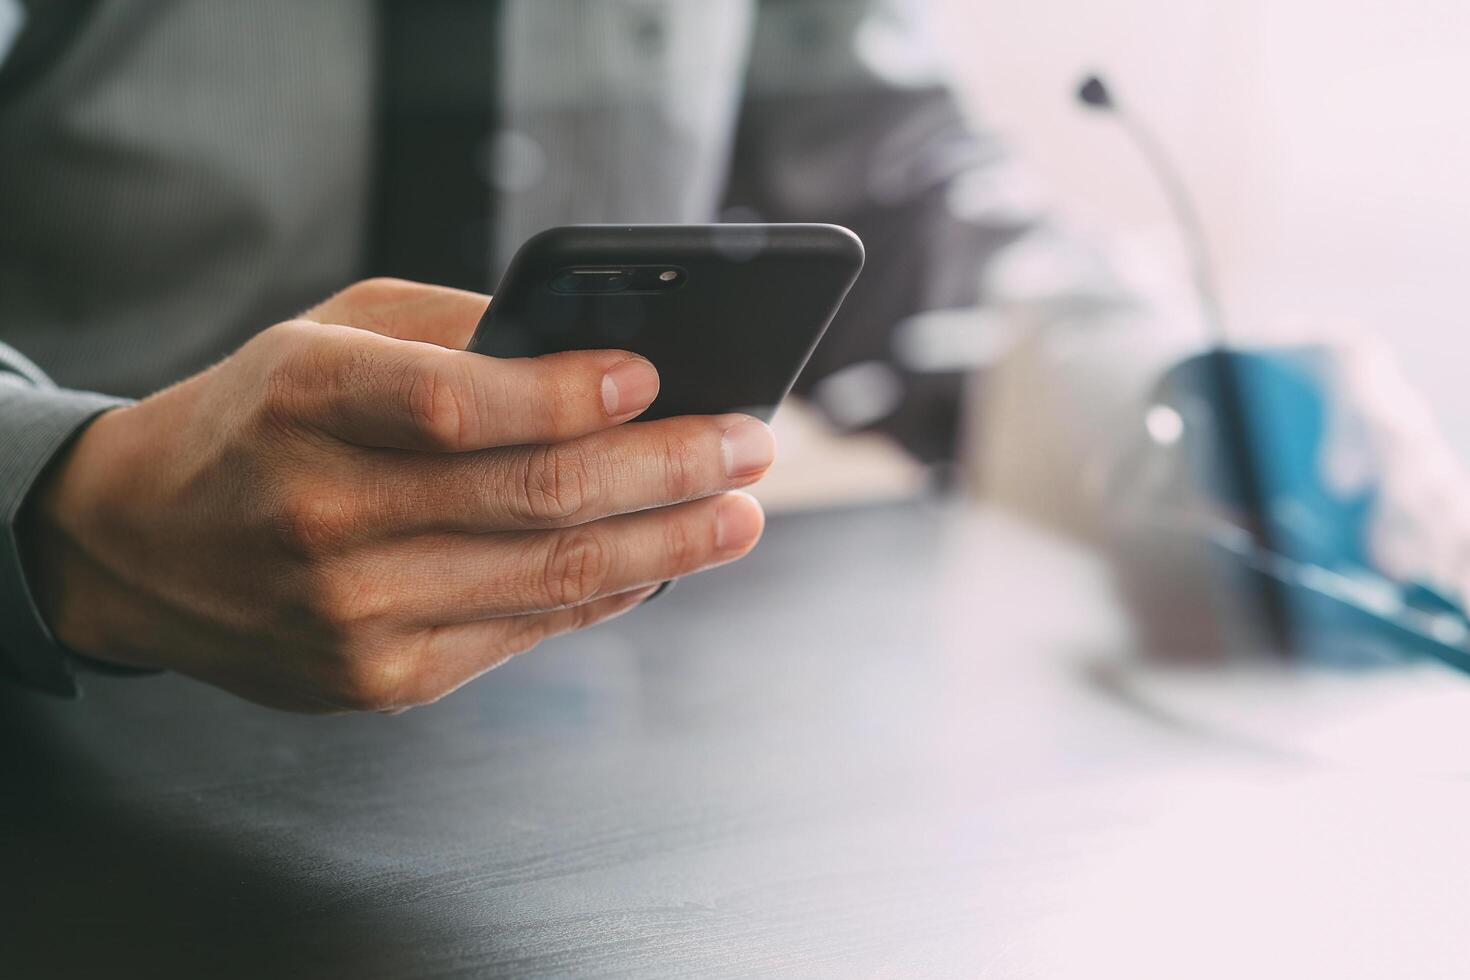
[282,322,661,452]
[302,277,490,349]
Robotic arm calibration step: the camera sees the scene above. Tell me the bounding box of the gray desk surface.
[6,502,1470,978]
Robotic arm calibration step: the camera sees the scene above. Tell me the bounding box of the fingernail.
[720,417,776,478]
[715,493,765,552]
[602,359,660,417]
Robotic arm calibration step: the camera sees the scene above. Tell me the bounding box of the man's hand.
[21,279,773,712]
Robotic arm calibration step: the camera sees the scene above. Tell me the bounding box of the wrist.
[19,406,150,668]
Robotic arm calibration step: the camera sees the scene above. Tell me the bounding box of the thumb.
[302,277,491,350]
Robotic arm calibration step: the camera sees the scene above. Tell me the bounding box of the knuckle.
[352,276,402,296]
[332,656,411,712]
[514,444,592,525]
[541,528,612,607]
[404,362,468,450]
[312,571,397,632]
[257,321,321,422]
[260,317,319,347]
[271,489,355,555]
[312,584,358,632]
[261,369,299,429]
[662,512,706,573]
[256,318,296,340]
[500,618,553,660]
[280,560,398,649]
[342,277,414,307]
[331,673,386,713]
[660,431,704,501]
[273,320,332,377]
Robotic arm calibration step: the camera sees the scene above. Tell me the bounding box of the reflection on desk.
[4,503,1470,978]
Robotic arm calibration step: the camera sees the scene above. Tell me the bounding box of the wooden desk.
[6,503,1470,978]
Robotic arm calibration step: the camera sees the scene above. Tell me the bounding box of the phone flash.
[659,270,679,282]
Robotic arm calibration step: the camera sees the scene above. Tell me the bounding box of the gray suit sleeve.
[0,342,129,695]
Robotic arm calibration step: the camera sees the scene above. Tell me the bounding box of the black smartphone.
[467,224,864,421]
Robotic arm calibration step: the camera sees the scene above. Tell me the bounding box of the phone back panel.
[468,224,864,421]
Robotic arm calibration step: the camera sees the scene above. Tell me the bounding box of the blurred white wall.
[933,0,1470,455]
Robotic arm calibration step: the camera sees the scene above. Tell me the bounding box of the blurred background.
[762,0,1470,459]
[938,0,1470,440]
[744,0,1470,741]
[766,0,1470,482]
